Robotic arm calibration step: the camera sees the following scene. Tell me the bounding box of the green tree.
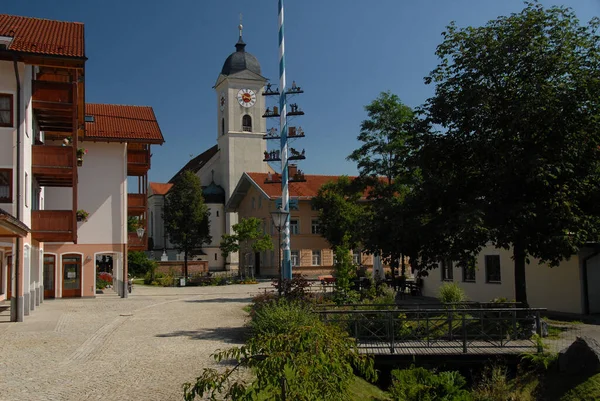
[311,176,366,250]
[163,171,211,279]
[220,217,273,278]
[419,2,600,305]
[332,240,359,304]
[347,92,420,277]
[127,251,157,278]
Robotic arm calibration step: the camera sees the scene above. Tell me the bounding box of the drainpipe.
[581,247,600,315]
[13,57,22,322]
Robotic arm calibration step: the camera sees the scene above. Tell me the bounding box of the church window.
[216,210,219,217]
[221,118,225,136]
[214,253,218,261]
[242,114,252,132]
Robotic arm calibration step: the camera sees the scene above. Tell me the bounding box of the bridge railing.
[315,307,546,354]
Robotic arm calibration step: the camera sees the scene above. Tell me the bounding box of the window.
[311,202,318,211]
[221,118,225,135]
[441,259,453,281]
[485,255,501,283]
[352,250,361,266]
[462,261,476,282]
[290,219,299,235]
[216,210,219,217]
[0,169,11,203]
[258,197,262,209]
[291,250,299,267]
[311,219,320,234]
[0,94,13,127]
[251,197,256,209]
[214,253,217,261]
[312,250,321,266]
[242,114,252,132]
[84,115,95,123]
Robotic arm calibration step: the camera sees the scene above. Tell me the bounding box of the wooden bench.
[318,275,336,291]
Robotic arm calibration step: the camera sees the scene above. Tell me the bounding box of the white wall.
[76,142,126,245]
[420,243,584,314]
[0,61,20,219]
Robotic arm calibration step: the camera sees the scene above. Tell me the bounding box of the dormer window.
[84,115,95,123]
[242,115,252,132]
[0,36,14,51]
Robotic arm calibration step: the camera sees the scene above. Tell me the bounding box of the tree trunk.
[513,242,528,307]
[184,250,188,281]
[401,253,405,277]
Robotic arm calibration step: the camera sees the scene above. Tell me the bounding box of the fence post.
[512,310,517,342]
[389,311,395,354]
[462,313,467,354]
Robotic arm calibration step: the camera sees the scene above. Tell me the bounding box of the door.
[6,255,11,299]
[43,255,55,298]
[255,252,261,276]
[62,255,81,297]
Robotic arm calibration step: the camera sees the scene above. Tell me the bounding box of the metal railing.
[315,307,546,354]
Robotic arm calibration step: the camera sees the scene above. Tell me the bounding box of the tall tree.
[420,2,600,305]
[347,92,419,275]
[163,171,211,279]
[220,217,273,278]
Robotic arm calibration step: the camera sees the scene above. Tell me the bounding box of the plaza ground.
[0,284,268,401]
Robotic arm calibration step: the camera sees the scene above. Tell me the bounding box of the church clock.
[237,88,256,108]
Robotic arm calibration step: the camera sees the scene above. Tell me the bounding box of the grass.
[544,318,584,326]
[348,376,391,401]
[559,373,600,401]
[132,278,145,285]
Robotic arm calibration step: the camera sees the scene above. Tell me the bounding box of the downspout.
[13,57,22,321]
[581,247,600,315]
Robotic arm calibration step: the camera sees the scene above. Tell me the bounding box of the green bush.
[438,282,467,304]
[389,366,472,401]
[250,299,317,337]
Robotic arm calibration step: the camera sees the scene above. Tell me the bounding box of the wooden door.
[6,255,11,299]
[62,254,81,297]
[43,255,55,298]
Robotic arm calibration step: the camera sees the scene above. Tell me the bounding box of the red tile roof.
[149,182,173,196]
[246,173,349,199]
[85,104,165,144]
[0,14,85,58]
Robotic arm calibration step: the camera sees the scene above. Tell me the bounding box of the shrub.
[250,299,317,337]
[438,282,467,304]
[389,366,472,401]
[272,275,312,300]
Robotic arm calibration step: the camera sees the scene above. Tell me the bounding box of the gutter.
[13,56,22,321]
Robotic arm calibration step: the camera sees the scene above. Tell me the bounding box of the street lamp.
[136,226,145,241]
[270,207,289,294]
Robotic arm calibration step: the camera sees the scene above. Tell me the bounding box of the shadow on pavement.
[156,326,249,343]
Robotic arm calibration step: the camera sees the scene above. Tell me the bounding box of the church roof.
[149,182,173,196]
[220,36,261,77]
[85,104,165,144]
[202,181,226,204]
[169,145,219,183]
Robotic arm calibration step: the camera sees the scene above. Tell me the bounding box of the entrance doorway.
[6,255,11,299]
[43,255,55,298]
[255,252,261,276]
[62,254,81,297]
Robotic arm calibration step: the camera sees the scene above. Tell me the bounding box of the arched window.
[242,115,252,132]
[221,118,225,136]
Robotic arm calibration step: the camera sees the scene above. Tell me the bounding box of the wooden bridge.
[314,305,546,357]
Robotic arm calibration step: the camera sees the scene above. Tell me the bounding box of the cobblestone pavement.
[0,284,270,401]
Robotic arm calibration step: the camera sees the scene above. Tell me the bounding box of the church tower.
[215,24,268,202]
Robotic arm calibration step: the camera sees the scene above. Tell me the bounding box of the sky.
[5,0,600,183]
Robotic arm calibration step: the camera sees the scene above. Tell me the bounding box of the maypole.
[278,0,292,279]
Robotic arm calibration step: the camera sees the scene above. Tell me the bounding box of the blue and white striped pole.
[279,0,292,280]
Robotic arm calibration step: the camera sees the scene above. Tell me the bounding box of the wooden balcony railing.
[31,210,75,243]
[128,194,147,216]
[128,232,148,251]
[32,145,74,187]
[127,149,150,176]
[32,80,73,106]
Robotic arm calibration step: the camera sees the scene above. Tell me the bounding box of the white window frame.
[290,219,299,235]
[312,250,321,266]
[291,250,299,267]
[311,219,319,235]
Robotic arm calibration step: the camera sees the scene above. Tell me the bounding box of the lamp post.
[270,207,289,295]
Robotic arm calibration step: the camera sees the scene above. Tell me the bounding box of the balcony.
[127,149,150,176]
[128,194,147,216]
[32,145,75,187]
[32,80,75,133]
[31,210,75,243]
[128,231,147,251]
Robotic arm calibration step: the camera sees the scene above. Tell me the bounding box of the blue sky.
[6,0,599,183]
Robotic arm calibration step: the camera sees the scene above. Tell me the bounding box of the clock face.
[219,92,226,111]
[237,89,256,108]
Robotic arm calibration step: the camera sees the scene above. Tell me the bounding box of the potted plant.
[76,209,89,222]
[77,148,88,166]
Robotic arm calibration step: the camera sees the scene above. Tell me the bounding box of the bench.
[318,275,336,291]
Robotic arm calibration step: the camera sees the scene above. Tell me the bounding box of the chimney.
[288,164,298,177]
